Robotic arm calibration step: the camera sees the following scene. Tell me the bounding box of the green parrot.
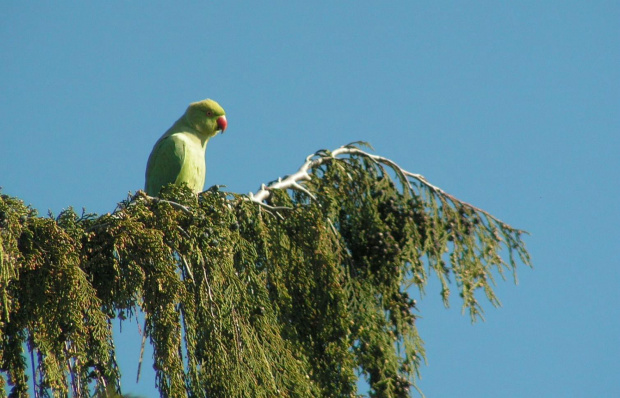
[145,99,227,196]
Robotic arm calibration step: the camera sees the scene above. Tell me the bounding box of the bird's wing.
[145,134,185,196]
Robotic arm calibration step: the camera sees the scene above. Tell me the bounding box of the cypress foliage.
[0,143,530,397]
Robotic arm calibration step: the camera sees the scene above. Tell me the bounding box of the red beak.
[217,115,228,132]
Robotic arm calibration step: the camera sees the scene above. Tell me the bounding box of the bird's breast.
[175,133,207,192]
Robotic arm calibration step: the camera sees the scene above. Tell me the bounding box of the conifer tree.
[0,143,530,397]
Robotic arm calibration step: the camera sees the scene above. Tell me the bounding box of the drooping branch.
[250,142,531,319]
[251,142,524,233]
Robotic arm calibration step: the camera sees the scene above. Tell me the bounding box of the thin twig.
[247,197,293,212]
[136,315,148,383]
[145,195,193,215]
[30,347,38,398]
[201,265,217,318]
[181,255,195,282]
[65,341,81,397]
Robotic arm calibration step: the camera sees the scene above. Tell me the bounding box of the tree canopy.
[0,143,530,397]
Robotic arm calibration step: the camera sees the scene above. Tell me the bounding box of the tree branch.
[249,143,521,232]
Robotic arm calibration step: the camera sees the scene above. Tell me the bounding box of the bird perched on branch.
[145,99,227,196]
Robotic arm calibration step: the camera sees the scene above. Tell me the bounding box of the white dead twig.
[249,146,361,203]
[249,143,519,231]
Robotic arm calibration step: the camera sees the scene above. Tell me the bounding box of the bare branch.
[143,194,193,215]
[249,143,524,233]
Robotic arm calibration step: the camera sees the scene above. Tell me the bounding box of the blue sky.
[1,2,619,396]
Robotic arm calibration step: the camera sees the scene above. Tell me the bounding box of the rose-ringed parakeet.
[145,99,227,196]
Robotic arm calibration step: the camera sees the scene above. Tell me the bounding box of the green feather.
[145,99,226,196]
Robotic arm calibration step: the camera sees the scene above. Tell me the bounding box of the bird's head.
[185,99,227,138]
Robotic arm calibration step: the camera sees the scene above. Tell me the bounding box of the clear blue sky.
[2,2,619,397]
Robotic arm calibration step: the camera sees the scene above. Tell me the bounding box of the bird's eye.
[206,110,213,117]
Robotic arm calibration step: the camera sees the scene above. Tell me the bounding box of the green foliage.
[0,144,530,397]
